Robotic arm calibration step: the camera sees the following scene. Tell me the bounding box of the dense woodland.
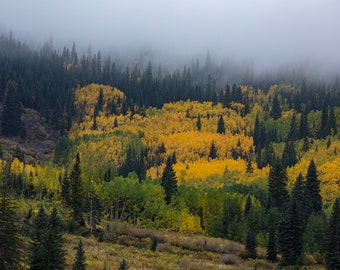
[0,32,340,269]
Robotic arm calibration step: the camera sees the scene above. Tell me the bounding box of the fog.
[1,0,340,77]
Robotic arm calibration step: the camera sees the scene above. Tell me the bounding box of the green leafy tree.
[268,159,289,211]
[54,136,73,165]
[326,197,340,270]
[303,213,327,254]
[217,115,225,134]
[305,159,322,217]
[161,157,177,204]
[73,239,86,270]
[70,153,84,226]
[0,180,23,270]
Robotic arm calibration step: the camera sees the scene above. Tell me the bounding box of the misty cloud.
[1,0,340,73]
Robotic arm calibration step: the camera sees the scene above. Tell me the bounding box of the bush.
[220,254,239,265]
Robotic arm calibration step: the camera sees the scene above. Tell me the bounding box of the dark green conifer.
[305,159,322,216]
[118,259,128,270]
[245,227,257,259]
[244,195,252,218]
[161,157,177,204]
[288,112,299,141]
[268,159,289,212]
[0,180,23,270]
[196,113,202,131]
[208,140,217,159]
[70,153,84,226]
[299,109,310,138]
[302,136,310,152]
[281,140,297,168]
[217,115,225,134]
[73,239,86,270]
[270,95,281,120]
[329,105,337,135]
[325,197,340,270]
[267,228,277,262]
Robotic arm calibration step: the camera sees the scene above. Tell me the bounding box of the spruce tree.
[61,171,71,207]
[302,136,310,152]
[70,153,84,226]
[270,94,281,120]
[73,239,86,270]
[299,109,310,138]
[29,205,49,270]
[196,113,202,131]
[161,157,177,204]
[0,180,23,270]
[329,105,337,135]
[278,199,304,266]
[217,115,225,134]
[325,197,340,270]
[267,228,277,262]
[305,159,322,217]
[208,140,217,159]
[320,99,329,138]
[268,159,289,211]
[281,140,297,168]
[246,158,254,174]
[244,195,252,218]
[245,227,257,259]
[1,80,25,137]
[288,112,299,141]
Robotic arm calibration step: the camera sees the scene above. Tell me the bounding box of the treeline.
[1,33,340,137]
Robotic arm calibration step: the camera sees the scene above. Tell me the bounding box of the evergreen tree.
[253,113,261,151]
[70,153,84,226]
[196,113,202,131]
[320,99,329,138]
[85,190,103,233]
[0,180,23,270]
[161,157,177,204]
[305,159,322,216]
[244,195,252,218]
[325,197,340,270]
[113,117,118,128]
[267,228,277,262]
[61,171,71,207]
[245,227,257,259]
[329,105,337,135]
[118,259,128,270]
[270,94,282,120]
[302,136,310,152]
[217,115,225,134]
[288,112,299,141]
[262,141,276,168]
[281,140,297,168]
[29,205,48,270]
[1,80,25,137]
[73,239,86,270]
[267,159,289,211]
[208,140,217,159]
[278,199,304,266]
[299,109,310,138]
[44,207,66,269]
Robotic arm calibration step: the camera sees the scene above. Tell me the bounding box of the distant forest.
[1,32,340,136]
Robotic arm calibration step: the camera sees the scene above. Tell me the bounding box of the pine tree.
[29,205,49,270]
[270,94,281,120]
[208,140,217,159]
[246,158,254,174]
[1,80,26,137]
[0,180,23,270]
[278,199,304,266]
[305,159,322,217]
[302,136,310,152]
[325,197,340,270]
[61,171,71,207]
[245,227,257,259]
[267,228,277,262]
[217,115,225,134]
[44,207,66,269]
[329,105,337,135]
[70,153,84,226]
[73,239,86,270]
[196,113,202,131]
[320,99,329,138]
[268,159,289,211]
[161,157,177,204]
[299,109,310,138]
[118,259,128,270]
[281,140,297,168]
[113,117,118,128]
[288,112,299,141]
[244,195,252,218]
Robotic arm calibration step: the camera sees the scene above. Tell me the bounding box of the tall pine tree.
[217,115,225,134]
[305,159,322,217]
[161,156,177,204]
[73,239,86,270]
[325,197,340,270]
[70,153,84,226]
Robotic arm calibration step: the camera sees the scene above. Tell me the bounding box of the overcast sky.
[1,0,340,72]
